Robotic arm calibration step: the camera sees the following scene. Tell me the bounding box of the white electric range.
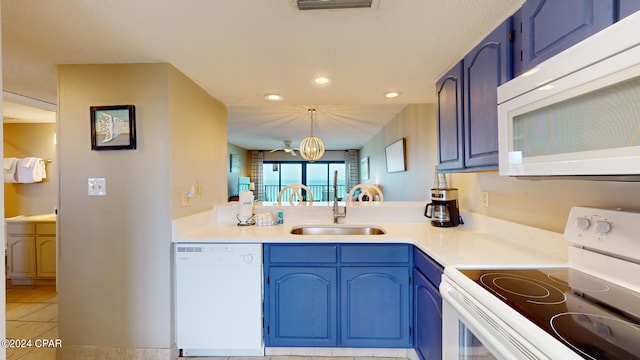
[441,206,640,359]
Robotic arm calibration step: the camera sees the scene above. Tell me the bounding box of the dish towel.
[4,157,18,183]
[16,157,47,183]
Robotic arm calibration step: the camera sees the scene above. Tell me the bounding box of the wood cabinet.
[413,248,443,360]
[437,18,512,171]
[6,220,56,283]
[514,0,615,77]
[264,243,412,348]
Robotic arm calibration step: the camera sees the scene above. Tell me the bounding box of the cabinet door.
[463,18,512,169]
[266,267,337,347]
[414,269,442,360]
[36,236,57,278]
[7,236,36,278]
[518,0,615,74]
[618,0,640,20]
[340,267,411,348]
[436,61,464,170]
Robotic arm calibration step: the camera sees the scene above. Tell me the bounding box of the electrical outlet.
[481,191,489,207]
[181,191,192,207]
[88,178,107,196]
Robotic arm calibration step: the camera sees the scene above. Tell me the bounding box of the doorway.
[3,93,59,359]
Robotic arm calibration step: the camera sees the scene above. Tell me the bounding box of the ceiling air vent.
[297,0,373,10]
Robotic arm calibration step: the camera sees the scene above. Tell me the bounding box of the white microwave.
[498,11,640,178]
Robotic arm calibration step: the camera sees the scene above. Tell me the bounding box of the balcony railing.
[263,184,346,202]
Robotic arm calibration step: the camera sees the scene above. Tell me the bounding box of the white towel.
[17,157,46,183]
[4,157,18,183]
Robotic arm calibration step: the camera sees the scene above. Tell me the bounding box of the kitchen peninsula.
[172,201,569,358]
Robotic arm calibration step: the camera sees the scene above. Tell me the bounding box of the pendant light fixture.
[299,108,325,162]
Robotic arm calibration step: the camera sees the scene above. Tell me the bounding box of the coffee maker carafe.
[425,188,462,227]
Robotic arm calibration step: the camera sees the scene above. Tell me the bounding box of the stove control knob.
[576,217,591,230]
[595,221,612,234]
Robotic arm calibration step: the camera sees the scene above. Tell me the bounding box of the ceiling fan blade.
[269,148,282,153]
[290,149,297,156]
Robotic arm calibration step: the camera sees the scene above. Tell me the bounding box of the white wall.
[360,104,437,201]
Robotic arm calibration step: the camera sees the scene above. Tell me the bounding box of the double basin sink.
[290,224,386,236]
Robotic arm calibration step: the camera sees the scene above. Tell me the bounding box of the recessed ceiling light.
[384,91,401,98]
[313,77,331,85]
[264,93,284,101]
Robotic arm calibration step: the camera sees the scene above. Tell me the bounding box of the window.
[262,161,345,202]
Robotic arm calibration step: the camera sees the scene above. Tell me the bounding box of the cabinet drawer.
[36,223,56,235]
[6,223,36,235]
[266,244,338,264]
[341,244,410,264]
[414,247,443,287]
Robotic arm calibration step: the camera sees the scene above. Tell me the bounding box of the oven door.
[441,275,552,360]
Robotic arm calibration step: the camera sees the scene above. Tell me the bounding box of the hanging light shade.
[299,108,325,161]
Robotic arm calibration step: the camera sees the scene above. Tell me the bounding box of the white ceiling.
[1,0,523,150]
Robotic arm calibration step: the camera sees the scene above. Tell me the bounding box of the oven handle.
[441,279,550,360]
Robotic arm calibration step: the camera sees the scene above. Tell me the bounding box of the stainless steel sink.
[290,225,386,235]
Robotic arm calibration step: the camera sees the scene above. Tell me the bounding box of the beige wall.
[3,123,57,217]
[168,66,227,217]
[57,63,226,352]
[360,104,437,201]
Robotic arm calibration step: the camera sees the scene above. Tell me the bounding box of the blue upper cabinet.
[436,61,464,171]
[515,0,615,76]
[266,267,338,347]
[340,267,411,348]
[618,0,640,20]
[463,18,513,169]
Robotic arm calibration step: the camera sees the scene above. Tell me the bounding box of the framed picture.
[90,105,136,150]
[360,156,369,180]
[230,154,241,173]
[385,138,406,173]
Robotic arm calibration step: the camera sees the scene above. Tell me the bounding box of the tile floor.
[5,285,58,360]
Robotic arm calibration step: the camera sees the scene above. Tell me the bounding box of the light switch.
[88,178,107,196]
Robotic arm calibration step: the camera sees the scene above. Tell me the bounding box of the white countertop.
[172,203,569,268]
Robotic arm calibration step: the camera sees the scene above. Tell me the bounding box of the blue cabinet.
[267,267,338,347]
[437,18,512,172]
[264,243,412,348]
[618,0,640,19]
[413,248,443,360]
[341,266,411,348]
[515,0,615,76]
[463,18,512,169]
[436,61,464,171]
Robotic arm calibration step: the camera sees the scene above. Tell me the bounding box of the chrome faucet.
[332,170,346,224]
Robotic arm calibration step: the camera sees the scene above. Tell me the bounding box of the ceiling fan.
[269,140,298,156]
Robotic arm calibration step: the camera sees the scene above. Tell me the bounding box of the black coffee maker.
[424,188,463,227]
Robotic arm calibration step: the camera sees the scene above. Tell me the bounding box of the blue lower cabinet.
[340,267,411,347]
[264,244,413,348]
[414,269,442,360]
[266,267,338,347]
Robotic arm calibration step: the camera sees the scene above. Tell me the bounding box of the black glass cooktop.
[461,268,640,360]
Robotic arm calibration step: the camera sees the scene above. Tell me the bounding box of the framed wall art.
[385,138,406,173]
[90,105,136,150]
[360,156,369,180]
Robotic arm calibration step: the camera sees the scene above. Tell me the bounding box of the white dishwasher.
[175,243,263,356]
